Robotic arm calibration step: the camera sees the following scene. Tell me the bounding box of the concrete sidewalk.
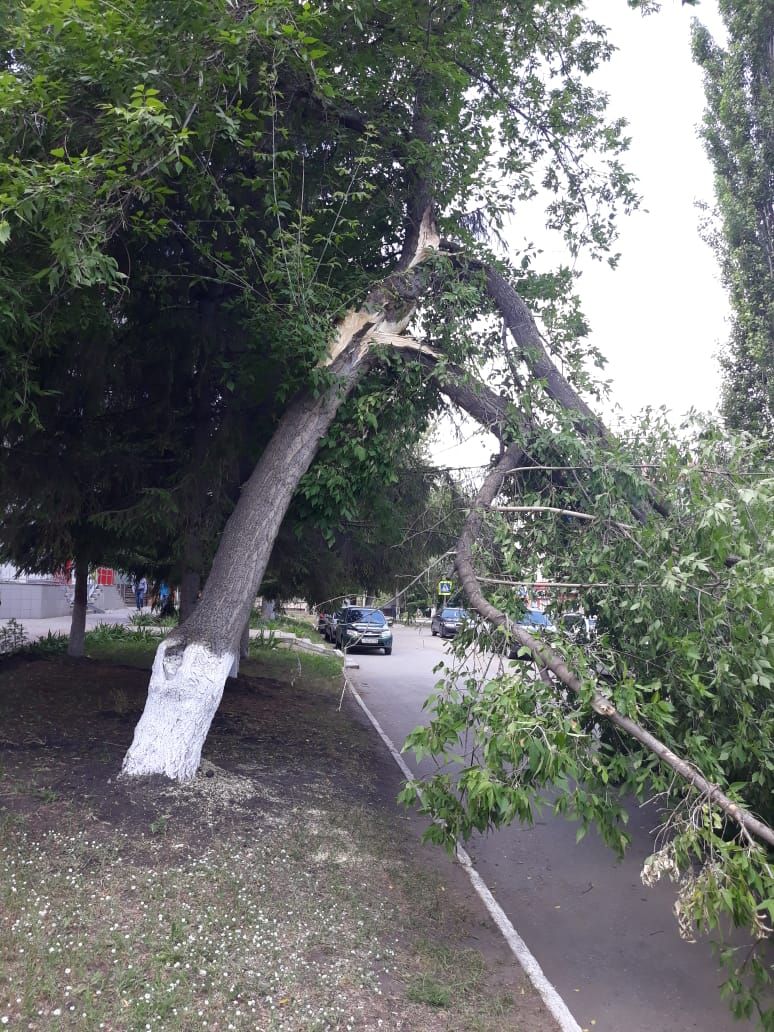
[5,606,136,643]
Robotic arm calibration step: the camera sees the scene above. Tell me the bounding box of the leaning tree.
[116,0,645,778]
[1,0,637,771]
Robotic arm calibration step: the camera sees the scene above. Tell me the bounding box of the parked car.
[430,606,468,638]
[558,611,595,644]
[335,607,393,654]
[508,608,555,660]
[318,610,337,641]
[324,609,344,642]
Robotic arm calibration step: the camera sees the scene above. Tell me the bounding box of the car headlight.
[380,628,391,637]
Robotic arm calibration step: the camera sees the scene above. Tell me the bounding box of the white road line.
[346,676,583,1032]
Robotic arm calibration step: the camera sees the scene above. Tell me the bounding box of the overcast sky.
[572,0,729,421]
[432,0,730,469]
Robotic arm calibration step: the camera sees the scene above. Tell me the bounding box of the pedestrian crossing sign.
[437,580,453,596]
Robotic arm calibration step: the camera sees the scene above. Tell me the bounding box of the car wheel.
[431,627,437,636]
[383,647,392,655]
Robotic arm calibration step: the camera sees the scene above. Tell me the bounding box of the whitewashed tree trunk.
[122,639,235,780]
[122,212,439,781]
[261,598,275,620]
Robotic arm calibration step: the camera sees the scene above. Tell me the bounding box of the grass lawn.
[249,611,317,636]
[0,631,553,1031]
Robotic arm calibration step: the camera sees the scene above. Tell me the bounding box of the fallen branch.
[477,577,654,589]
[454,443,774,851]
[491,504,636,532]
[493,504,595,521]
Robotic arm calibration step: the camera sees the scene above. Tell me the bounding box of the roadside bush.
[25,632,68,657]
[87,623,159,644]
[0,619,28,655]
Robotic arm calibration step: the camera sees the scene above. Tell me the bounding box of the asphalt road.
[348,624,757,1032]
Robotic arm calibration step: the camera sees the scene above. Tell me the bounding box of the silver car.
[322,609,343,642]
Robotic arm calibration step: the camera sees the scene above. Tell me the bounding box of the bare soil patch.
[0,647,556,1030]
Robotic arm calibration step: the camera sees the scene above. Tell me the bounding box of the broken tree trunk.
[121,214,439,781]
[484,266,607,438]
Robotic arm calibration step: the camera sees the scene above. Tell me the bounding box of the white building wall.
[0,562,71,618]
[0,582,71,619]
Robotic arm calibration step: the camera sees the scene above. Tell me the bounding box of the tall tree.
[692,1,774,439]
[0,290,151,655]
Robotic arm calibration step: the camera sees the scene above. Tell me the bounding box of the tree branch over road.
[452,441,774,850]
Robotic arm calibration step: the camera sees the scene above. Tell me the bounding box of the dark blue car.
[508,608,555,659]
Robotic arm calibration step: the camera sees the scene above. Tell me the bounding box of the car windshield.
[345,609,385,626]
[562,614,585,629]
[519,609,551,627]
[441,608,466,619]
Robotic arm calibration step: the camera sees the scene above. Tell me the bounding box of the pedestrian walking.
[158,581,174,618]
[134,575,148,611]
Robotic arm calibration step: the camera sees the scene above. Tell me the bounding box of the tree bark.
[483,265,670,519]
[228,616,252,678]
[122,352,370,779]
[178,568,201,624]
[122,213,439,780]
[67,555,89,658]
[239,616,250,659]
[414,353,521,441]
[484,266,607,438]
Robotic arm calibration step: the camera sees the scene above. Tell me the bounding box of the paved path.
[348,624,756,1032]
[10,607,135,642]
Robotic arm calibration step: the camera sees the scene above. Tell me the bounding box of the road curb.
[345,674,583,1032]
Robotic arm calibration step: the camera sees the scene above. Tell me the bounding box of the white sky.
[432,0,730,470]
[573,0,728,418]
